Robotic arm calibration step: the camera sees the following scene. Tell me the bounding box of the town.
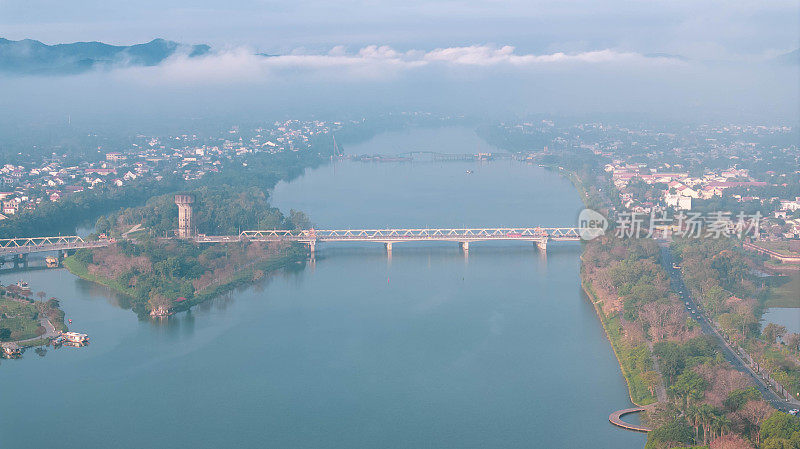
[0,119,346,221]
[492,120,800,243]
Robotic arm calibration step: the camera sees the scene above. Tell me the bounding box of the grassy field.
[0,298,43,341]
[766,272,800,308]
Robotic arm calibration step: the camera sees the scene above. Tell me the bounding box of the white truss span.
[231,227,580,243]
[0,227,581,257]
[0,236,112,257]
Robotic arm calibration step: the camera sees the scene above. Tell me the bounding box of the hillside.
[0,37,210,74]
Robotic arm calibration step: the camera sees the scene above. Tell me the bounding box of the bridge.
[0,227,582,260]
[197,227,582,254]
[0,236,113,260]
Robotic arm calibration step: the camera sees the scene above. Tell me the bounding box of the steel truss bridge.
[198,227,582,253]
[0,236,113,258]
[0,227,582,259]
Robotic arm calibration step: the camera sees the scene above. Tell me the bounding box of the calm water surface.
[0,127,645,448]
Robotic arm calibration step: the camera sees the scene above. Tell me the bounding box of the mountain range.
[0,37,210,75]
[1,37,797,76]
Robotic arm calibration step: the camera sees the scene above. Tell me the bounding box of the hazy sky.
[2,0,798,58]
[0,0,798,128]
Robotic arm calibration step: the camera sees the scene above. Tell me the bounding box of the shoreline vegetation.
[63,242,307,317]
[53,143,325,318]
[583,280,659,406]
[479,122,800,448]
[0,286,68,349]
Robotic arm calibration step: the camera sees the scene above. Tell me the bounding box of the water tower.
[174,194,194,238]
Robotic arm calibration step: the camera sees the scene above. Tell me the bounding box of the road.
[13,317,59,346]
[658,242,799,412]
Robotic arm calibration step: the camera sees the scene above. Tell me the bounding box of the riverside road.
[658,242,798,412]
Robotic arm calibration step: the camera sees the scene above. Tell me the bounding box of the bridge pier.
[308,240,316,257]
[535,238,548,252]
[13,254,27,268]
[385,242,393,255]
[460,241,470,254]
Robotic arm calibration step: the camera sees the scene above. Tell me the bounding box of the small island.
[63,185,313,318]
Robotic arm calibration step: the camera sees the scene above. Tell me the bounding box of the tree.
[761,411,800,448]
[654,341,685,382]
[763,323,787,345]
[645,420,694,449]
[0,328,10,340]
[724,387,760,412]
[786,333,800,351]
[642,370,662,398]
[288,209,311,230]
[671,370,709,410]
[95,215,111,235]
[738,400,772,445]
[36,291,46,300]
[709,433,754,449]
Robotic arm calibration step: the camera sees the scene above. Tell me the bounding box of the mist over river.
[0,127,645,448]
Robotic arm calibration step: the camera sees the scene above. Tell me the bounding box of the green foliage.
[654,336,717,384]
[0,174,184,239]
[762,412,800,442]
[583,283,657,405]
[72,248,94,265]
[671,370,708,405]
[723,387,760,412]
[645,420,694,449]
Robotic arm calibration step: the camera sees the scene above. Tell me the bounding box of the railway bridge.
[197,227,582,254]
[0,227,583,263]
[0,236,114,264]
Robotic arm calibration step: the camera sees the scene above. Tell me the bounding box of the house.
[665,193,692,210]
[780,198,800,212]
[105,152,126,162]
[84,168,117,176]
[2,201,17,215]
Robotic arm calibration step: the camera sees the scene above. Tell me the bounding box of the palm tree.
[686,405,701,442]
[711,413,731,440]
[697,404,716,445]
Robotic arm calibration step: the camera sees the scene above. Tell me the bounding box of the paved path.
[647,340,668,403]
[658,243,800,412]
[13,317,58,346]
[609,407,652,432]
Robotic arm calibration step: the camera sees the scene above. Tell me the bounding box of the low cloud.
[113,44,684,85]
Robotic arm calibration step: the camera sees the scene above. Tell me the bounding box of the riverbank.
[582,279,658,407]
[564,166,658,408]
[63,242,308,317]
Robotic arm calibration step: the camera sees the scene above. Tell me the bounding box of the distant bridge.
[197,227,582,253]
[0,236,113,259]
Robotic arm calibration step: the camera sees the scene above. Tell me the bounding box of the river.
[0,126,645,448]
